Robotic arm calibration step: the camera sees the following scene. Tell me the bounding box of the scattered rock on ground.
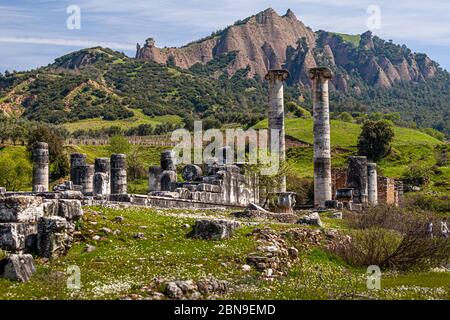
[0,254,36,282]
[297,212,323,227]
[189,219,240,240]
[84,244,96,253]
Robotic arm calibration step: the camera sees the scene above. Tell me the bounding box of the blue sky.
[1,0,450,73]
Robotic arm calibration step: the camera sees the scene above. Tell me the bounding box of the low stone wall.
[0,194,83,257]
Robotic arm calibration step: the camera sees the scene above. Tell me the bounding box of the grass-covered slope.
[255,118,446,184]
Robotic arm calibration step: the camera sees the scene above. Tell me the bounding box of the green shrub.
[331,206,450,270]
[403,164,432,186]
[108,135,131,155]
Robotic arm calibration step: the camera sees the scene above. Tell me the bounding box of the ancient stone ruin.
[309,67,333,208]
[0,66,406,283]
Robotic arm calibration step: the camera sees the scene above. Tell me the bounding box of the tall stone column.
[309,67,333,208]
[265,69,290,193]
[111,154,127,194]
[367,162,378,206]
[32,142,49,192]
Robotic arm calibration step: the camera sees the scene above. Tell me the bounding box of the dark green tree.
[357,120,395,161]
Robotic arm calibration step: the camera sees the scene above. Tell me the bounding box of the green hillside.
[255,118,448,187]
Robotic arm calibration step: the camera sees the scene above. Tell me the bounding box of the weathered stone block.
[0,196,44,223]
[189,220,240,240]
[43,199,59,216]
[0,187,6,194]
[109,194,132,202]
[0,223,37,251]
[0,254,36,282]
[58,200,83,221]
[60,191,84,200]
[37,216,70,259]
[297,212,323,227]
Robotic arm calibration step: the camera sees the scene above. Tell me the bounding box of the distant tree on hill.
[357,120,395,161]
[338,112,354,123]
[0,150,32,191]
[27,124,69,179]
[108,135,131,155]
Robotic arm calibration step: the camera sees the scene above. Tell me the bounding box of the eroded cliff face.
[136,8,315,77]
[136,8,438,89]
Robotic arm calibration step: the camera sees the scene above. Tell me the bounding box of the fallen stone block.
[189,219,240,240]
[0,254,36,282]
[0,196,44,223]
[58,200,83,221]
[0,223,38,251]
[297,212,323,227]
[37,216,70,259]
[59,191,83,200]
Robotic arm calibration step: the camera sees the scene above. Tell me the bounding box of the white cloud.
[0,36,135,50]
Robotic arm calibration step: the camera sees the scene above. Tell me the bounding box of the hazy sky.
[1,0,450,73]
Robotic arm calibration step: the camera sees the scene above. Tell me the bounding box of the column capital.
[309,67,333,80]
[265,69,290,82]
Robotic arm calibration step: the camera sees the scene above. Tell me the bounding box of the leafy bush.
[402,164,432,186]
[330,206,450,270]
[108,135,131,155]
[404,194,450,214]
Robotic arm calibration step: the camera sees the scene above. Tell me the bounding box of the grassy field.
[64,109,182,133]
[0,206,448,300]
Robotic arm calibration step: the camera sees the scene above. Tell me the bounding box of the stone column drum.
[110,154,127,194]
[70,154,87,186]
[367,162,378,206]
[32,142,49,192]
[265,69,290,193]
[347,156,368,205]
[94,158,110,196]
[148,166,163,192]
[161,150,177,171]
[78,165,94,194]
[309,67,333,208]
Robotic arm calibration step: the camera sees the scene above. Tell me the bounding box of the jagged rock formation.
[136,8,438,89]
[136,8,316,78]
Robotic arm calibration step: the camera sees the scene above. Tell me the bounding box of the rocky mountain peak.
[135,9,439,89]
